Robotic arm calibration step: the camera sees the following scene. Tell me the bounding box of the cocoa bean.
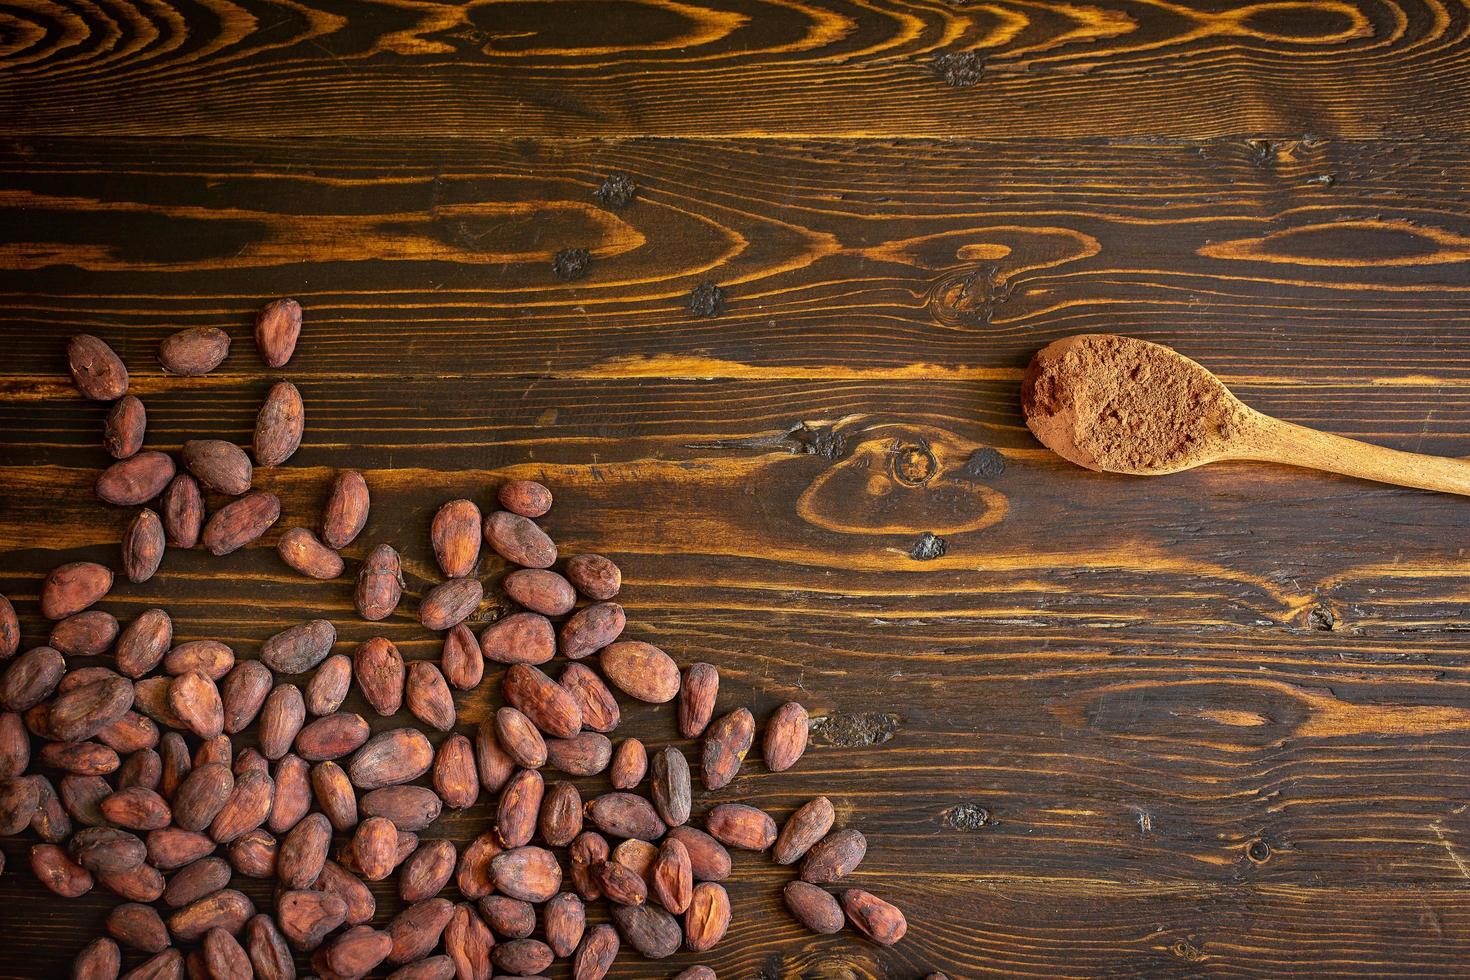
[764,700,809,772]
[504,568,576,615]
[545,891,586,958]
[491,845,562,902]
[202,492,280,555]
[183,439,252,495]
[405,660,455,732]
[119,508,166,583]
[159,326,231,376]
[31,841,94,897]
[73,938,121,980]
[540,779,582,846]
[474,895,532,939]
[31,775,72,842]
[234,828,280,876]
[100,786,171,830]
[674,968,717,980]
[600,640,679,703]
[498,480,552,518]
[50,610,120,656]
[304,654,352,715]
[58,665,124,694]
[801,827,867,883]
[268,753,311,834]
[277,889,347,951]
[253,380,304,466]
[355,544,403,621]
[610,903,681,959]
[323,925,392,978]
[701,708,754,790]
[97,452,176,507]
[254,298,301,368]
[0,595,16,660]
[543,734,613,778]
[174,763,235,832]
[219,660,271,734]
[260,619,337,675]
[361,784,442,831]
[145,827,215,870]
[115,609,172,678]
[569,831,610,900]
[322,469,370,549]
[277,527,343,580]
[558,601,625,660]
[311,760,357,831]
[97,711,159,755]
[105,395,147,459]
[98,862,164,902]
[664,826,731,881]
[612,838,657,886]
[354,636,404,715]
[164,640,234,679]
[479,612,554,665]
[386,898,454,964]
[163,857,231,908]
[160,474,204,548]
[353,815,398,881]
[440,623,483,691]
[0,711,28,777]
[593,859,646,906]
[650,746,691,827]
[497,767,544,848]
[572,924,619,980]
[278,811,332,888]
[244,915,294,980]
[107,902,169,952]
[400,839,456,903]
[418,578,483,633]
[132,676,185,730]
[314,858,376,925]
[50,675,135,742]
[783,880,843,934]
[566,553,620,600]
[68,334,128,401]
[493,938,553,976]
[1,646,64,710]
[559,662,620,732]
[609,738,647,789]
[684,881,731,952]
[295,712,368,762]
[210,768,274,843]
[455,831,501,900]
[502,663,582,738]
[432,732,477,810]
[474,719,515,793]
[430,499,481,578]
[233,746,269,777]
[169,670,224,739]
[41,561,113,619]
[202,927,252,980]
[444,903,494,980]
[652,836,693,914]
[494,707,547,769]
[256,684,306,759]
[706,802,775,851]
[773,796,834,865]
[121,949,183,980]
[157,731,191,800]
[389,955,455,980]
[482,511,556,568]
[348,728,433,789]
[585,791,666,842]
[840,888,907,946]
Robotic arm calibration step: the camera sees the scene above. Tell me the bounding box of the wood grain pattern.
[2,0,1470,137]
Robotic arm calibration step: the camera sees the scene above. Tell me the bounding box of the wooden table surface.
[4,0,1470,976]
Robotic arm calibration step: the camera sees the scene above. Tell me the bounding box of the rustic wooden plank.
[5,137,1470,389]
[1,0,1468,138]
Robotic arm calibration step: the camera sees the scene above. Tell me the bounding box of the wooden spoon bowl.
[1021,334,1470,496]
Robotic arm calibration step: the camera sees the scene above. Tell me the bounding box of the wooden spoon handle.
[1241,413,1470,497]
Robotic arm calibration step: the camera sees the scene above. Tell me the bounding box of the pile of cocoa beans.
[0,302,929,979]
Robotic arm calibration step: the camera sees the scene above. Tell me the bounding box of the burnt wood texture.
[4,0,1470,977]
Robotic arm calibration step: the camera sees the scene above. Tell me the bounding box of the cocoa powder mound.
[1021,334,1245,473]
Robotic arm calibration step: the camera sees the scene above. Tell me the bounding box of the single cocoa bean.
[539,779,582,846]
[702,707,754,790]
[0,595,15,661]
[100,786,171,830]
[268,753,311,833]
[97,710,159,756]
[497,767,544,848]
[609,737,647,789]
[73,937,121,980]
[348,728,433,789]
[443,903,493,980]
[277,889,347,951]
[210,768,273,843]
[570,830,610,900]
[353,636,404,715]
[585,791,666,842]
[765,700,809,772]
[664,826,731,881]
[254,298,301,368]
[600,640,680,703]
[278,811,333,888]
[311,760,357,831]
[157,731,191,799]
[474,719,516,793]
[41,561,113,619]
[314,858,376,925]
[493,938,553,976]
[706,802,776,851]
[389,955,455,980]
[202,492,280,555]
[145,827,215,870]
[257,684,307,758]
[545,891,586,958]
[431,499,481,578]
[31,841,94,897]
[610,903,681,959]
[244,915,294,980]
[120,508,166,583]
[0,711,29,777]
[353,815,398,881]
[477,895,534,938]
[322,469,369,549]
[132,676,185,730]
[219,660,272,734]
[482,511,556,568]
[70,826,146,874]
[651,836,693,913]
[504,568,576,616]
[253,380,304,466]
[593,859,646,906]
[360,785,442,831]
[121,949,183,980]
[490,845,562,902]
[572,924,619,980]
[784,880,843,934]
[97,452,176,507]
[50,675,134,742]
[440,623,483,691]
[400,839,456,903]
[356,544,403,621]
[502,663,582,738]
[160,474,204,548]
[277,527,343,579]
[558,601,625,660]
[455,832,501,900]
[159,326,231,376]
[684,881,731,952]
[107,902,170,952]
[612,838,656,884]
[115,608,172,678]
[801,827,867,883]
[163,640,234,679]
[386,898,454,964]
[50,610,120,656]
[305,654,352,715]
[840,888,907,946]
[182,439,252,495]
[419,577,484,632]
[479,611,554,665]
[169,670,224,739]
[1,646,65,710]
[773,796,835,865]
[202,927,252,980]
[260,619,336,674]
[99,864,162,904]
[405,661,456,733]
[323,925,392,978]
[674,968,717,980]
[651,746,691,827]
[68,334,128,401]
[163,857,232,908]
[566,553,620,600]
[494,707,547,769]
[559,662,620,732]
[432,732,478,810]
[105,395,147,459]
[498,480,552,518]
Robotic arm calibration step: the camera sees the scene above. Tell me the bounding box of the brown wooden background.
[5,0,1470,976]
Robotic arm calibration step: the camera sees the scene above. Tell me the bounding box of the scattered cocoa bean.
[478,895,535,938]
[705,803,776,851]
[784,880,843,934]
[765,700,809,772]
[585,791,666,842]
[254,298,301,368]
[160,474,204,548]
[305,654,352,715]
[314,858,376,925]
[504,568,576,615]
[558,601,625,660]
[455,831,501,900]
[41,561,113,620]
[502,663,582,738]
[570,830,610,901]
[68,335,129,401]
[419,577,483,632]
[182,439,252,496]
[801,827,867,883]
[497,767,544,848]
[773,796,834,865]
[651,836,692,914]
[498,480,552,518]
[354,636,404,715]
[559,661,620,733]
[440,623,483,691]
[121,949,183,980]
[278,812,332,889]
[479,611,555,665]
[493,937,554,976]
[610,903,681,959]
[220,660,272,735]
[104,395,147,459]
[202,492,280,555]
[355,544,403,621]
[159,326,231,376]
[163,857,232,908]
[145,827,214,870]
[840,888,907,945]
[97,452,176,507]
[651,745,691,827]
[545,890,586,958]
[361,785,442,831]
[277,888,347,951]
[107,901,170,952]
[253,380,304,466]
[260,619,337,675]
[495,706,547,769]
[268,754,311,834]
[490,845,562,902]
[167,886,255,940]
[50,610,120,656]
[323,924,392,978]
[431,732,478,810]
[99,786,171,830]
[600,640,679,703]
[431,499,481,578]
[163,640,234,680]
[474,719,516,793]
[539,779,582,846]
[31,841,94,897]
[258,685,307,759]
[566,553,620,600]
[277,527,343,579]
[609,737,647,790]
[201,926,252,980]
[593,859,647,906]
[483,511,556,568]
[663,826,731,881]
[50,675,134,742]
[348,728,433,789]
[684,881,731,952]
[1,646,65,711]
[386,898,454,964]
[572,924,619,980]
[73,938,121,980]
[400,839,456,903]
[443,903,494,980]
[209,768,273,843]
[244,915,294,980]
[168,670,224,739]
[701,707,754,790]
[322,469,370,549]
[353,815,398,880]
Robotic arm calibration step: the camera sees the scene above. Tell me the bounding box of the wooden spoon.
[1021,333,1470,496]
